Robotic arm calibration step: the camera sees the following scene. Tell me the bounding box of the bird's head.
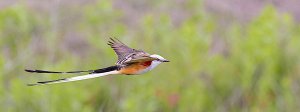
[150,54,170,63]
[143,54,169,71]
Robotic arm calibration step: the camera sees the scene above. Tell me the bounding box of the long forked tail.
[28,71,120,86]
[25,69,93,74]
[25,65,120,74]
[27,66,121,86]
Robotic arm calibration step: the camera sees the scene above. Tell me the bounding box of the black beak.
[162,60,170,62]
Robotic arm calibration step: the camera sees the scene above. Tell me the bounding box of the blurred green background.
[1,0,300,112]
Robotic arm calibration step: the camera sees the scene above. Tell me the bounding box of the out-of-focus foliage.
[1,1,300,112]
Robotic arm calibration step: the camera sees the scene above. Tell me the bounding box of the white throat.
[148,60,162,70]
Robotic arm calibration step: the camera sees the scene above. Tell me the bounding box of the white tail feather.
[29,71,120,86]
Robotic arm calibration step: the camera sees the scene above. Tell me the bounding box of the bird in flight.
[26,38,169,86]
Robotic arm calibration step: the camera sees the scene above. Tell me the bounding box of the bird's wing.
[123,55,157,64]
[107,38,149,65]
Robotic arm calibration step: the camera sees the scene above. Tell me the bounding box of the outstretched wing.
[107,38,135,57]
[108,38,150,65]
[124,56,157,64]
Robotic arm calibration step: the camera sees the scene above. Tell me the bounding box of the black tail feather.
[90,65,120,74]
[25,65,120,74]
[25,69,92,74]
[27,83,38,86]
[27,78,67,86]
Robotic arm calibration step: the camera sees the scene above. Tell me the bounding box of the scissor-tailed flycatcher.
[26,38,169,86]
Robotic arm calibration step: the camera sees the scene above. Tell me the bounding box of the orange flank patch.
[120,61,152,75]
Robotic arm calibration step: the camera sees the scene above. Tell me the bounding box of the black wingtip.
[109,37,115,42]
[108,37,124,44]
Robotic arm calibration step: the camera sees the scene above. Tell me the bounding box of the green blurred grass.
[1,1,300,112]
